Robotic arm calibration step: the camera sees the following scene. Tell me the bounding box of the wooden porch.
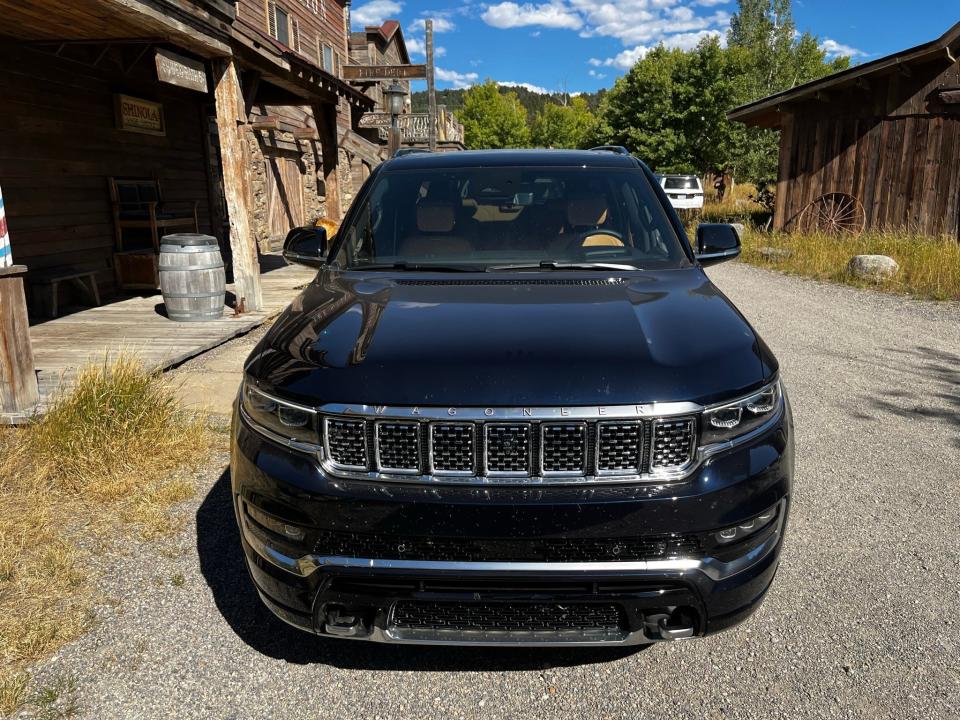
[2,258,315,424]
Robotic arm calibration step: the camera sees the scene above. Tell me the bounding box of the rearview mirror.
[695,223,741,267]
[282,226,328,268]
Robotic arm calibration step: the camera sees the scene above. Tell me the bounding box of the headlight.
[701,379,782,445]
[240,380,319,447]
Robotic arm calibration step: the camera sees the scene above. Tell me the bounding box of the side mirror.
[282,226,328,268]
[695,223,741,267]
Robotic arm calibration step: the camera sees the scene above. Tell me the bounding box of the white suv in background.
[660,174,704,210]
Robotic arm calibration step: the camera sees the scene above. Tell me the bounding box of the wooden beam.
[0,266,39,417]
[250,115,280,130]
[213,58,263,312]
[314,103,342,222]
[293,127,319,140]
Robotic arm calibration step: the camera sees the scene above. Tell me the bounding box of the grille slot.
[430,423,476,473]
[651,418,696,470]
[325,418,368,469]
[485,424,531,474]
[597,422,643,472]
[541,423,587,473]
[391,601,626,633]
[314,530,702,562]
[375,422,420,472]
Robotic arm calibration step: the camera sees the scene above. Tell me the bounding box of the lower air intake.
[391,601,626,633]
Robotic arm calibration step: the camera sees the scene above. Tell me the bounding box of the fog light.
[245,502,308,543]
[715,504,778,545]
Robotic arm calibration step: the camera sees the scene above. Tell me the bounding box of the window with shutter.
[292,17,301,52]
[322,44,334,73]
[275,6,290,46]
[266,0,277,37]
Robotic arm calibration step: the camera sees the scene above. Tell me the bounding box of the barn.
[729,22,960,239]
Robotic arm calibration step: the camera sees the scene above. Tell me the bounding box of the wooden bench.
[108,177,198,290]
[29,268,101,319]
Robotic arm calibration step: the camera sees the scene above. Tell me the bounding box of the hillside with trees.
[423,0,850,185]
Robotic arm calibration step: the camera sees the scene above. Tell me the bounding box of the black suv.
[231,149,793,646]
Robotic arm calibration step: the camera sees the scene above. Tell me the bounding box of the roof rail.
[589,145,631,156]
[393,147,432,157]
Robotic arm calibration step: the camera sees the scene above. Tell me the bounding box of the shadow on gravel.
[869,345,960,435]
[197,469,643,671]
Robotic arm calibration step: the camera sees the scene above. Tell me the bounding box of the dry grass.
[738,227,960,301]
[0,357,211,715]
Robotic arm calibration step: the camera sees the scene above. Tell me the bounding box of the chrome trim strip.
[240,501,785,583]
[318,401,704,422]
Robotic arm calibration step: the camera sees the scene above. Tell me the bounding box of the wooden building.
[729,22,960,239]
[0,0,373,313]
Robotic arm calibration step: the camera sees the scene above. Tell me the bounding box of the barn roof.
[728,21,960,128]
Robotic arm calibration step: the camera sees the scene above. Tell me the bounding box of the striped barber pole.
[0,184,11,268]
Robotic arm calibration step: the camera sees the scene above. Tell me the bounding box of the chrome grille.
[541,424,586,473]
[485,424,531,473]
[320,410,699,483]
[597,422,643,472]
[651,418,696,470]
[375,422,420,472]
[326,418,368,469]
[430,424,475,473]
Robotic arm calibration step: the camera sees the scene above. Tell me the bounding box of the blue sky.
[349,0,959,94]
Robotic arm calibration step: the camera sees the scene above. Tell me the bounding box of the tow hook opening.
[646,607,697,641]
[321,604,372,638]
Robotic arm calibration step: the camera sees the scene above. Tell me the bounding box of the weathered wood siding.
[775,57,960,238]
[0,44,214,295]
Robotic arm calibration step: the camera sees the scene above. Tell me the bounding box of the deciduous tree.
[457,81,530,149]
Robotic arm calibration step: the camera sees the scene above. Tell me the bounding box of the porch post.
[314,103,342,222]
[212,57,263,312]
[0,266,39,418]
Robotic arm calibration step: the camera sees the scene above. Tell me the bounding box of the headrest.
[416,201,456,233]
[567,194,608,227]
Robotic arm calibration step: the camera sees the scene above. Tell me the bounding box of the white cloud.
[425,16,456,32]
[498,80,552,94]
[435,66,479,88]
[405,36,447,57]
[531,30,541,37]
[482,2,583,30]
[351,0,403,27]
[588,28,724,70]
[819,38,867,58]
[480,0,732,58]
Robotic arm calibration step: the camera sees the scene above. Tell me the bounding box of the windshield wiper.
[486,261,642,272]
[351,262,482,272]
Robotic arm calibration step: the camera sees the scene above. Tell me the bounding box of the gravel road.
[18,264,960,720]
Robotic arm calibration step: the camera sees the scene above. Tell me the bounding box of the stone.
[847,254,899,281]
[730,223,746,240]
[757,246,793,262]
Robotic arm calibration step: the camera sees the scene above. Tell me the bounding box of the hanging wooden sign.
[342,64,426,81]
[114,95,165,136]
[155,49,208,93]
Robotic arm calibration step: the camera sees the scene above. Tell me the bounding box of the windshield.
[334,166,690,271]
[664,177,700,190]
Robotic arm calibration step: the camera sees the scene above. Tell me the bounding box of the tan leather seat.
[400,201,472,257]
[551,193,624,249]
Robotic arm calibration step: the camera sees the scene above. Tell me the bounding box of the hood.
[246,268,777,408]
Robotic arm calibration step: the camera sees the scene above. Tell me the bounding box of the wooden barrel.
[159,234,226,322]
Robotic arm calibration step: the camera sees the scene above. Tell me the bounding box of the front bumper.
[231,404,793,646]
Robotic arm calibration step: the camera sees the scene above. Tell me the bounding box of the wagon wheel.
[798,192,866,236]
